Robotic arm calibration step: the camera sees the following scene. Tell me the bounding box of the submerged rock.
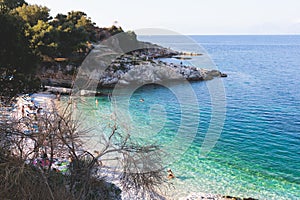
[182,193,258,200]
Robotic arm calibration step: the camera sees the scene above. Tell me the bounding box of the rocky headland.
[92,55,226,87]
[39,41,227,92]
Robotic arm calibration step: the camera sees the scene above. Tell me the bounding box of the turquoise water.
[78,35,300,199]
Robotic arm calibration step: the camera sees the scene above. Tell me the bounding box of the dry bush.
[0,99,168,199]
[0,148,71,200]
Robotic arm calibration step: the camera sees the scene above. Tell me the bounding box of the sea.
[75,35,300,199]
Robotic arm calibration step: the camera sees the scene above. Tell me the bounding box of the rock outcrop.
[40,43,227,89]
[92,60,226,87]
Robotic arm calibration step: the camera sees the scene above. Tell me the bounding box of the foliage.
[0,72,41,104]
[0,0,141,98]
[0,1,97,99]
[11,4,51,26]
[29,20,58,57]
[108,25,124,36]
[0,13,39,101]
[0,0,27,13]
[0,13,36,73]
[76,14,97,41]
[50,11,96,57]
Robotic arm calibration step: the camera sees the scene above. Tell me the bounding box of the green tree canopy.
[0,13,36,73]
[0,13,39,100]
[0,1,141,101]
[0,0,27,13]
[29,20,58,57]
[11,4,51,26]
[50,11,96,57]
[52,11,96,41]
[108,25,124,36]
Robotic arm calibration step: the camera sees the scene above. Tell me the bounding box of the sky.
[26,0,300,35]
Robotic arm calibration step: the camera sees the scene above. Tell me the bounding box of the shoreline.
[1,93,259,200]
[39,42,227,90]
[11,93,260,200]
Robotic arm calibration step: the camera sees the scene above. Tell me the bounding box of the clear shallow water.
[80,35,300,199]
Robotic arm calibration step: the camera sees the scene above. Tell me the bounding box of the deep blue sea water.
[78,35,300,199]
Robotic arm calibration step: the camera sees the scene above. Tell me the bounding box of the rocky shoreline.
[40,42,227,91]
[93,55,227,87]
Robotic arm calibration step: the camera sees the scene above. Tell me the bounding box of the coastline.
[3,92,260,200]
[1,0,299,198]
[22,93,260,200]
[39,42,227,91]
